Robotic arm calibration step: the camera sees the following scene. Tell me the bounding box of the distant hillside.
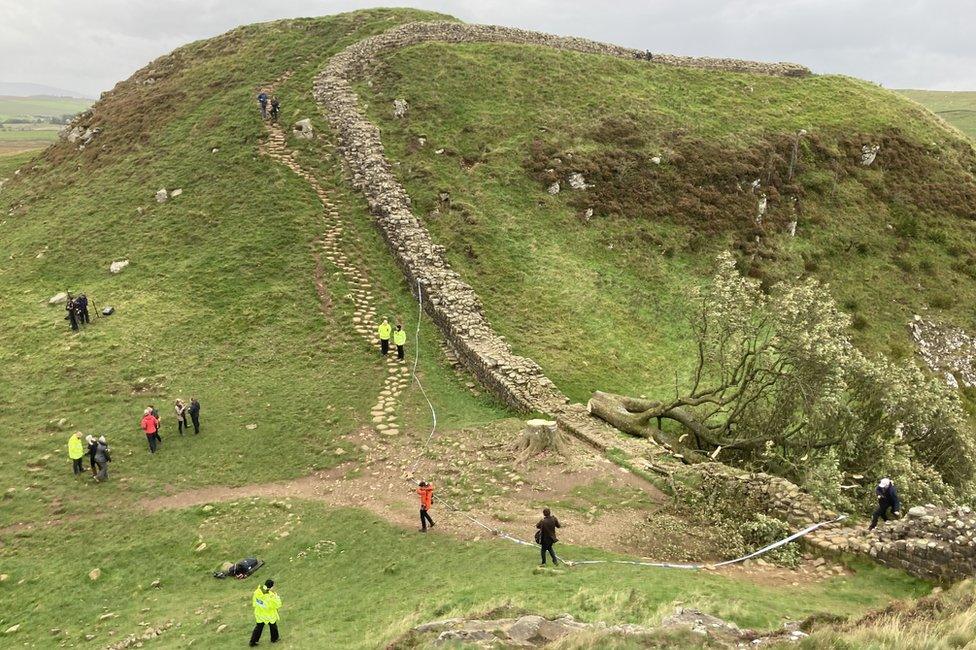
[897,89,976,140]
[0,94,93,155]
[0,81,89,98]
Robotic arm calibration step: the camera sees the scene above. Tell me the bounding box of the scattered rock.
[151,579,161,588]
[195,542,207,552]
[567,172,589,190]
[651,156,662,165]
[216,624,227,633]
[547,181,560,195]
[99,612,118,621]
[245,423,257,430]
[393,98,408,118]
[109,259,130,274]
[89,568,101,581]
[3,624,19,634]
[170,188,183,198]
[48,292,68,305]
[155,189,168,203]
[860,144,880,166]
[293,118,314,140]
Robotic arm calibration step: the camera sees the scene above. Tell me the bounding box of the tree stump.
[512,419,566,462]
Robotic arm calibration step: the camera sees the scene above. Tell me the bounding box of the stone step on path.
[260,100,409,436]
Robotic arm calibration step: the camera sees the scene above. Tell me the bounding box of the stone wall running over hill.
[313,20,807,413]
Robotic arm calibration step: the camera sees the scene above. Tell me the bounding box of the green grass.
[0,95,91,121]
[359,42,976,403]
[898,89,976,140]
[0,501,928,648]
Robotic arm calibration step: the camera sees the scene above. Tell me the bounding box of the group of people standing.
[256,92,280,121]
[140,398,202,453]
[377,318,408,359]
[67,431,111,481]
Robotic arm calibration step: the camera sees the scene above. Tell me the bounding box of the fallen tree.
[590,252,976,507]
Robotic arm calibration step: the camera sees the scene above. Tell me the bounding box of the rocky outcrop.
[909,315,976,388]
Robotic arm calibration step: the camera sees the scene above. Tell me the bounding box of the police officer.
[250,579,282,646]
[377,318,392,356]
[393,324,407,360]
[68,431,85,475]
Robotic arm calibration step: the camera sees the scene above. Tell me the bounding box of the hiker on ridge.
[68,431,85,476]
[418,481,435,532]
[76,293,91,325]
[536,508,561,566]
[377,318,392,356]
[869,477,901,530]
[393,324,407,361]
[141,407,161,453]
[250,579,282,646]
[175,399,188,435]
[188,397,201,434]
[257,92,269,119]
[269,95,280,121]
[65,293,79,331]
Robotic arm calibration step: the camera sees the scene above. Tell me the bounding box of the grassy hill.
[0,9,963,648]
[359,44,976,404]
[898,89,976,141]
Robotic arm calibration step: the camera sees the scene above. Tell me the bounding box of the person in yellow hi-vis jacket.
[377,318,392,356]
[68,431,85,476]
[393,324,407,360]
[250,579,282,646]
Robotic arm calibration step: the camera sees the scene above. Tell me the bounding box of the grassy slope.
[898,89,976,141]
[361,43,976,403]
[0,11,937,647]
[0,501,926,648]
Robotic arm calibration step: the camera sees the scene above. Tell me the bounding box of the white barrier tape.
[407,281,438,475]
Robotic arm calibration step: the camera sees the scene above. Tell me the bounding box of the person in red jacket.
[417,481,435,532]
[140,407,161,454]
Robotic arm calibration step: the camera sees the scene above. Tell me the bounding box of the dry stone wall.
[313,20,807,414]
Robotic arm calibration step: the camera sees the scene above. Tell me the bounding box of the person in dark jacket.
[536,508,561,566]
[188,397,201,434]
[257,92,269,119]
[76,293,91,324]
[66,293,79,331]
[85,434,98,477]
[269,96,280,121]
[869,477,901,530]
[93,436,111,482]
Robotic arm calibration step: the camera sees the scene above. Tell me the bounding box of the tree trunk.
[587,391,707,463]
[512,419,566,462]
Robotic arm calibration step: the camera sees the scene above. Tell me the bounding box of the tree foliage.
[593,252,975,506]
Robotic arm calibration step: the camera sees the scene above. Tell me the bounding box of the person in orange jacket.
[140,407,161,454]
[417,481,435,532]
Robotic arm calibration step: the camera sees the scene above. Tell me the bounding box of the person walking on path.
[869,477,901,530]
[417,481,435,532]
[377,318,392,356]
[393,324,407,361]
[250,579,282,646]
[93,436,111,482]
[175,399,189,435]
[68,432,85,476]
[85,435,98,477]
[188,397,201,434]
[257,92,269,119]
[269,96,280,121]
[65,293,79,331]
[141,408,161,453]
[536,508,561,566]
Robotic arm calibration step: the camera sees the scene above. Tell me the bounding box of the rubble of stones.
[60,109,100,150]
[400,609,806,648]
[909,315,976,388]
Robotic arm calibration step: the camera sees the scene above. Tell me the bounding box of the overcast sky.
[1,0,972,98]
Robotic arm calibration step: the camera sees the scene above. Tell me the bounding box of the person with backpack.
[269,96,280,121]
[174,399,189,435]
[869,477,901,530]
[417,481,435,532]
[93,436,111,482]
[257,92,269,119]
[188,397,201,434]
[85,434,98,476]
[393,324,407,361]
[250,579,282,646]
[141,407,161,453]
[535,508,561,566]
[68,431,85,476]
[150,404,162,438]
[377,318,392,356]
